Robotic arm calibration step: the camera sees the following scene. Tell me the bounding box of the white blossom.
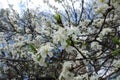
[74,75,84,80]
[99,28,112,37]
[59,61,74,80]
[65,46,75,53]
[90,75,99,80]
[66,26,79,35]
[53,27,68,43]
[91,42,102,50]
[38,42,54,58]
[113,60,120,69]
[39,58,47,66]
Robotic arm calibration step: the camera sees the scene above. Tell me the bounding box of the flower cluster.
[0,0,120,79]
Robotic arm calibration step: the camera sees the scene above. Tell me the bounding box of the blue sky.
[0,0,50,13]
[0,0,63,13]
[0,0,90,13]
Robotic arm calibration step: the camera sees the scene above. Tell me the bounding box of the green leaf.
[54,14,61,21]
[74,41,79,44]
[100,0,104,3]
[112,49,120,56]
[37,57,41,61]
[66,39,72,46]
[82,41,87,46]
[54,13,63,27]
[0,66,3,71]
[112,0,115,3]
[29,44,37,53]
[112,38,120,45]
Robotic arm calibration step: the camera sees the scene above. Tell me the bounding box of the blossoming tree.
[0,0,120,80]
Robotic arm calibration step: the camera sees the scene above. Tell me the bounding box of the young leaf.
[66,39,72,46]
[29,44,37,53]
[112,49,120,56]
[54,14,63,27]
[112,38,120,45]
[0,66,3,71]
[100,0,104,3]
[54,14,61,21]
[82,41,87,47]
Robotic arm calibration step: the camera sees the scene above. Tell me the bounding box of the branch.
[77,0,84,25]
[0,57,32,62]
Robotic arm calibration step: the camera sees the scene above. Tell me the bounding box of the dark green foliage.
[112,49,120,56]
[112,38,120,45]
